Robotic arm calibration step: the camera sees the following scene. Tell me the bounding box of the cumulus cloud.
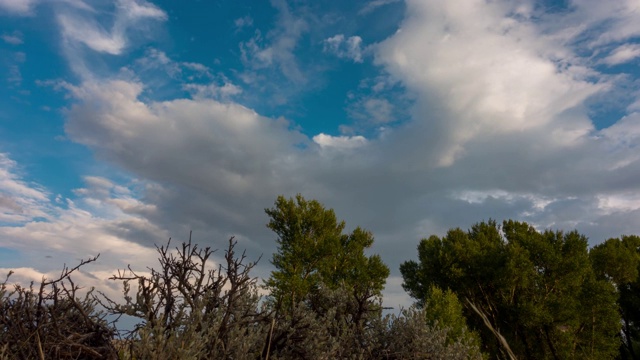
[376,0,607,166]
[312,133,368,149]
[61,78,312,248]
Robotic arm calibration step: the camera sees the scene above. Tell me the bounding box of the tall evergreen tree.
[264,194,389,321]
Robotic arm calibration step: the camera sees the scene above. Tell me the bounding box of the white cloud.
[603,44,640,65]
[184,82,242,100]
[0,0,37,15]
[239,0,308,84]
[0,153,50,223]
[58,0,167,61]
[375,0,604,166]
[312,133,368,149]
[598,192,640,213]
[135,48,181,77]
[599,112,640,153]
[453,190,557,216]
[323,34,364,63]
[63,79,309,201]
[58,13,126,55]
[117,0,166,20]
[570,0,640,47]
[359,0,401,15]
[181,62,211,76]
[0,153,173,303]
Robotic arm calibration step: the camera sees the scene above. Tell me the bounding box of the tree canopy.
[264,194,390,317]
[401,219,621,360]
[591,235,640,359]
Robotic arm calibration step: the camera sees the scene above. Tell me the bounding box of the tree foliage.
[591,235,640,359]
[264,195,389,318]
[401,220,621,360]
[422,285,482,354]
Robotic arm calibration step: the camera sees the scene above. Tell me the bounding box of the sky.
[1,0,640,310]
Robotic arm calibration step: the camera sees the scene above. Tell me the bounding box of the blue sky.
[2,0,640,309]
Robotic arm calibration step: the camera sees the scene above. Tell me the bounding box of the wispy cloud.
[0,152,169,300]
[56,0,166,78]
[603,44,640,65]
[323,34,364,63]
[58,13,126,55]
[239,0,308,84]
[183,82,242,100]
[58,0,166,55]
[1,31,23,45]
[0,153,50,224]
[358,0,401,15]
[234,15,253,30]
[0,0,38,16]
[348,97,395,124]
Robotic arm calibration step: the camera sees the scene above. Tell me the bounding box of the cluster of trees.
[0,194,638,359]
[401,220,640,359]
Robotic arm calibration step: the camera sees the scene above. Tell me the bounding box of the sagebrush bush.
[0,256,117,359]
[100,235,270,360]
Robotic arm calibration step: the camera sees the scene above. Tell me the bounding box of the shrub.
[0,256,117,359]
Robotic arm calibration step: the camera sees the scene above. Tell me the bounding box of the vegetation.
[264,194,390,352]
[0,256,116,359]
[1,195,639,359]
[401,219,632,359]
[590,235,640,359]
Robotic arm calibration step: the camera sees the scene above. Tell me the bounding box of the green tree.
[264,194,389,321]
[401,220,621,360]
[422,285,483,357]
[591,235,640,359]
